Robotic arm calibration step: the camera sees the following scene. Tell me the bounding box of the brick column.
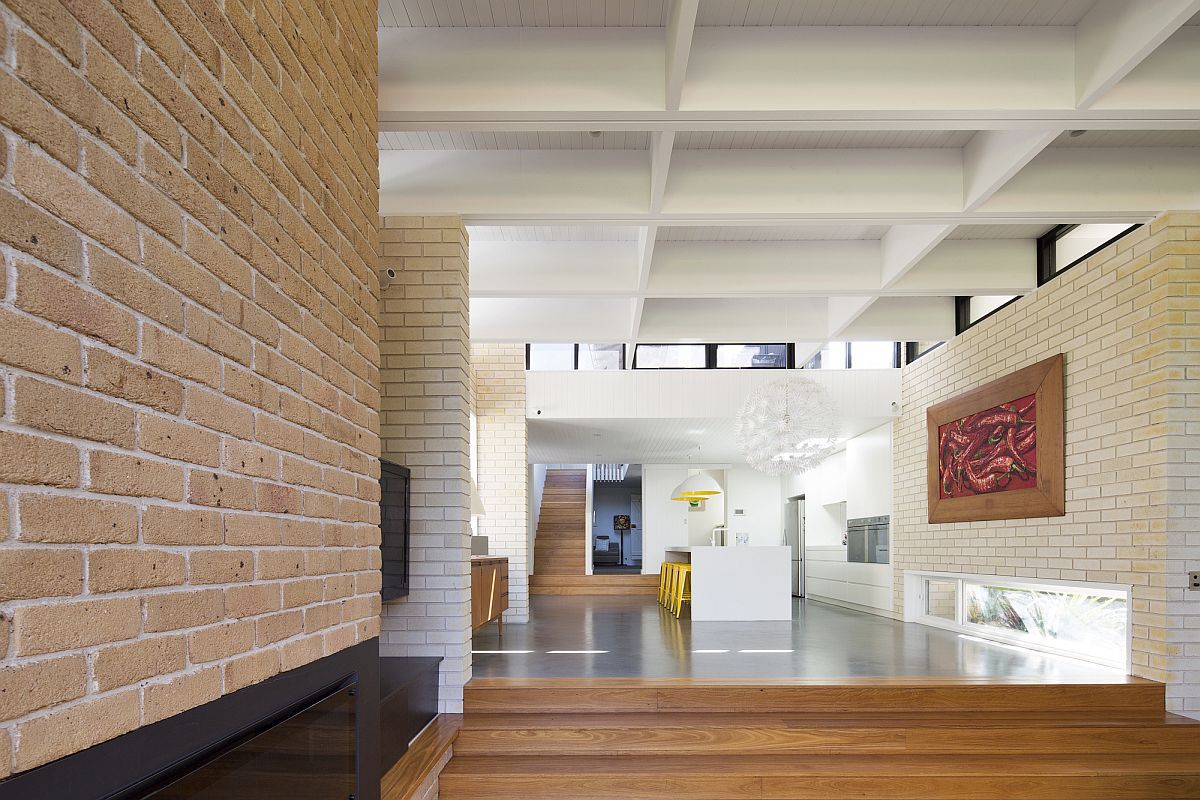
[377,216,472,712]
[472,343,529,624]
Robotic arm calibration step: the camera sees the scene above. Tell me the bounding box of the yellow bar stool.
[671,564,692,618]
[657,562,671,606]
[663,562,680,609]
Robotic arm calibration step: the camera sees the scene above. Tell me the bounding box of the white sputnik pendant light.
[736,375,840,476]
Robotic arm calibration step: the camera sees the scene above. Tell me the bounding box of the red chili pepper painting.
[937,392,1037,499]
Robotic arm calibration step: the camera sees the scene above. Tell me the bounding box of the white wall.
[687,470,726,545]
[725,467,784,546]
[846,422,893,519]
[800,450,848,547]
[642,465,690,573]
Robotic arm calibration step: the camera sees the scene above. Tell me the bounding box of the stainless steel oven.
[847,515,889,564]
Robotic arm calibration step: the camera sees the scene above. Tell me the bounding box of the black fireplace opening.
[143,680,357,800]
[0,640,381,800]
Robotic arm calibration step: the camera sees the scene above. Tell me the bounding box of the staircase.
[532,469,587,576]
[530,469,658,595]
[441,678,1200,798]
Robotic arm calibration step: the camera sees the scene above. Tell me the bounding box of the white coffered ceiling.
[377,0,1200,359]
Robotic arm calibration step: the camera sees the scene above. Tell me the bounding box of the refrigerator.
[784,497,805,597]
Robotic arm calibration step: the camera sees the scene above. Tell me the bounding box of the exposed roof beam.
[630,225,657,338]
[665,0,699,111]
[381,113,1200,133]
[827,296,877,339]
[379,25,1200,127]
[471,237,1036,299]
[962,129,1061,211]
[879,225,954,288]
[1075,0,1200,109]
[648,131,675,214]
[382,147,1200,221]
[465,212,1151,227]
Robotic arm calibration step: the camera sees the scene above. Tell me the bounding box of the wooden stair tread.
[443,752,1200,776]
[381,714,461,800]
[459,710,1192,729]
[464,681,1164,713]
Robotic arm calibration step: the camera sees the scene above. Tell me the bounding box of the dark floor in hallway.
[471,595,1123,681]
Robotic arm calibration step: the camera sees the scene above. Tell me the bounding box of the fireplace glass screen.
[144,684,356,799]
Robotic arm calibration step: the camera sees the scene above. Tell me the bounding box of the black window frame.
[904,340,945,365]
[1037,223,1142,286]
[525,343,626,371]
[954,294,1021,335]
[632,343,795,370]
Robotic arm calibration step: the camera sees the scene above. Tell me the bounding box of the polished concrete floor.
[471,595,1122,680]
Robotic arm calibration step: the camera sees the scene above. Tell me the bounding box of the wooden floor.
[440,677,1200,799]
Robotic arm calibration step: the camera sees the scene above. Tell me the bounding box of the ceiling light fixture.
[1068,129,1087,138]
[735,375,840,475]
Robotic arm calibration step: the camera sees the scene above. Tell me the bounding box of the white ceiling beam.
[962,129,1062,211]
[648,131,675,214]
[665,0,699,111]
[979,146,1200,217]
[1075,0,1200,109]
[381,113,1200,133]
[379,26,1200,126]
[826,296,877,340]
[381,147,1195,222]
[465,212,1151,227]
[630,225,657,338]
[879,225,954,289]
[471,239,1037,299]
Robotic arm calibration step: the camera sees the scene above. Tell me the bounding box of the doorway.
[592,464,643,573]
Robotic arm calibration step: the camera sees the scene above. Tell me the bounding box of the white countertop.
[666,545,787,553]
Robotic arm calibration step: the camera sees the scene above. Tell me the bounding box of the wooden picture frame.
[927,354,1065,523]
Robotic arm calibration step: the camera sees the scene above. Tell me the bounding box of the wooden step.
[463,679,1165,714]
[455,711,1200,756]
[529,575,658,594]
[529,575,659,586]
[530,585,658,595]
[439,753,1200,799]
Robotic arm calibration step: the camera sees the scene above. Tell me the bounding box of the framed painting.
[927,354,1065,523]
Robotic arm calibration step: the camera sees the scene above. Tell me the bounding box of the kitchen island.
[664,545,792,621]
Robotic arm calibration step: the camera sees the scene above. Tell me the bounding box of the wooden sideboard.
[471,556,509,634]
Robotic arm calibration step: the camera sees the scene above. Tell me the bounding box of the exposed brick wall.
[893,212,1200,716]
[377,215,473,713]
[472,343,529,624]
[0,0,381,776]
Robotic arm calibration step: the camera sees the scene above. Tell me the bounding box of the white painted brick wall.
[892,211,1200,717]
[472,343,530,624]
[377,216,472,713]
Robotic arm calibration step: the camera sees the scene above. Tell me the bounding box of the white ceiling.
[378,0,1200,356]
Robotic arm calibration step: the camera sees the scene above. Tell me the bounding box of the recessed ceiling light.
[589,130,602,138]
[1068,129,1087,138]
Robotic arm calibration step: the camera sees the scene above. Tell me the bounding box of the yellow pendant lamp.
[670,472,723,500]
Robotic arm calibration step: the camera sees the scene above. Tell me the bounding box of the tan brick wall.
[893,212,1200,715]
[0,0,381,775]
[377,215,473,713]
[472,343,529,623]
